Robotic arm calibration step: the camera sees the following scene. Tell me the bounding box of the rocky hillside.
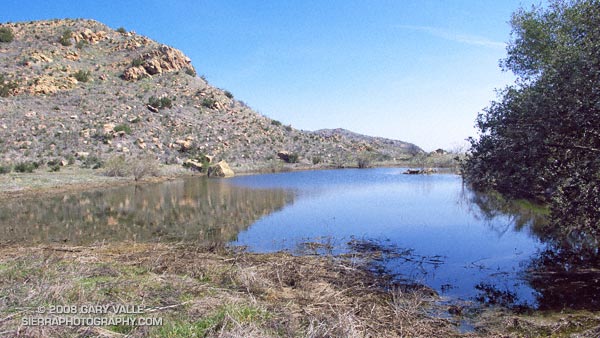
[313,128,421,155]
[0,19,422,172]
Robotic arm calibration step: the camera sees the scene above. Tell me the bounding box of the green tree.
[463,0,600,241]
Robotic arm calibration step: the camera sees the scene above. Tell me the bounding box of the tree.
[463,0,600,243]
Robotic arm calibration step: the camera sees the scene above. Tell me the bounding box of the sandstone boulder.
[175,139,192,151]
[208,160,234,178]
[183,159,204,172]
[122,66,148,81]
[103,123,115,135]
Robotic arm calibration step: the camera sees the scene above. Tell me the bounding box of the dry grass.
[2,242,598,337]
[0,242,466,337]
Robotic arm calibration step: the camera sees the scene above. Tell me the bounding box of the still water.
[1,168,589,309]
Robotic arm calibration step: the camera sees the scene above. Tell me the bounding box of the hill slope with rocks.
[0,19,422,172]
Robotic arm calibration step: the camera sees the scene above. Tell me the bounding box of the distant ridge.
[313,128,423,155]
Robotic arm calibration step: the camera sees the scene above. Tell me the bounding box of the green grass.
[78,275,114,289]
[155,305,269,338]
[114,124,132,134]
[109,324,135,334]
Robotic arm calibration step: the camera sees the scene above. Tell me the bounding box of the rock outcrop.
[122,45,194,81]
[73,29,108,44]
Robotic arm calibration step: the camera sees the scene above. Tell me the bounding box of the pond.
[1,167,597,310]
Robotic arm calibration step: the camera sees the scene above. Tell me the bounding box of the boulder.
[277,151,290,162]
[183,159,204,172]
[208,160,234,178]
[175,139,192,151]
[122,66,147,81]
[103,123,115,135]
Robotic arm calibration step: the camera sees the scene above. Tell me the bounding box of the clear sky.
[1,0,542,151]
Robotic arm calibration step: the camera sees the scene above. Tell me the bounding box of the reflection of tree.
[0,177,293,245]
[526,244,600,311]
[474,283,518,308]
[462,185,600,311]
[458,185,548,237]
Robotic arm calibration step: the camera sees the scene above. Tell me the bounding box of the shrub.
[0,27,14,43]
[75,40,88,49]
[80,155,103,169]
[48,164,61,172]
[0,164,11,174]
[60,29,72,46]
[14,162,35,173]
[46,159,60,166]
[287,153,299,163]
[271,120,282,126]
[184,67,196,76]
[183,154,210,172]
[201,98,216,108]
[357,157,371,169]
[0,74,18,97]
[312,156,322,165]
[148,96,160,108]
[224,90,234,99]
[103,155,128,177]
[117,27,127,34]
[285,125,293,132]
[160,97,172,108]
[130,155,160,181]
[73,70,91,82]
[114,124,132,134]
[131,58,144,67]
[148,96,173,109]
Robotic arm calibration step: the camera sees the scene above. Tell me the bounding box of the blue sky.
[1,0,542,151]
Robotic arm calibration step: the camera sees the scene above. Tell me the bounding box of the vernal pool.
[2,167,591,310]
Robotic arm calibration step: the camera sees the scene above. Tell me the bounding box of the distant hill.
[0,19,422,171]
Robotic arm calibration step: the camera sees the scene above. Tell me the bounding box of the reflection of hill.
[0,177,293,245]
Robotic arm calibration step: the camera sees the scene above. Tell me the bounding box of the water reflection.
[0,177,293,245]
[463,187,600,310]
[3,168,599,311]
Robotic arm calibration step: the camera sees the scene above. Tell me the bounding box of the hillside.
[0,19,422,172]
